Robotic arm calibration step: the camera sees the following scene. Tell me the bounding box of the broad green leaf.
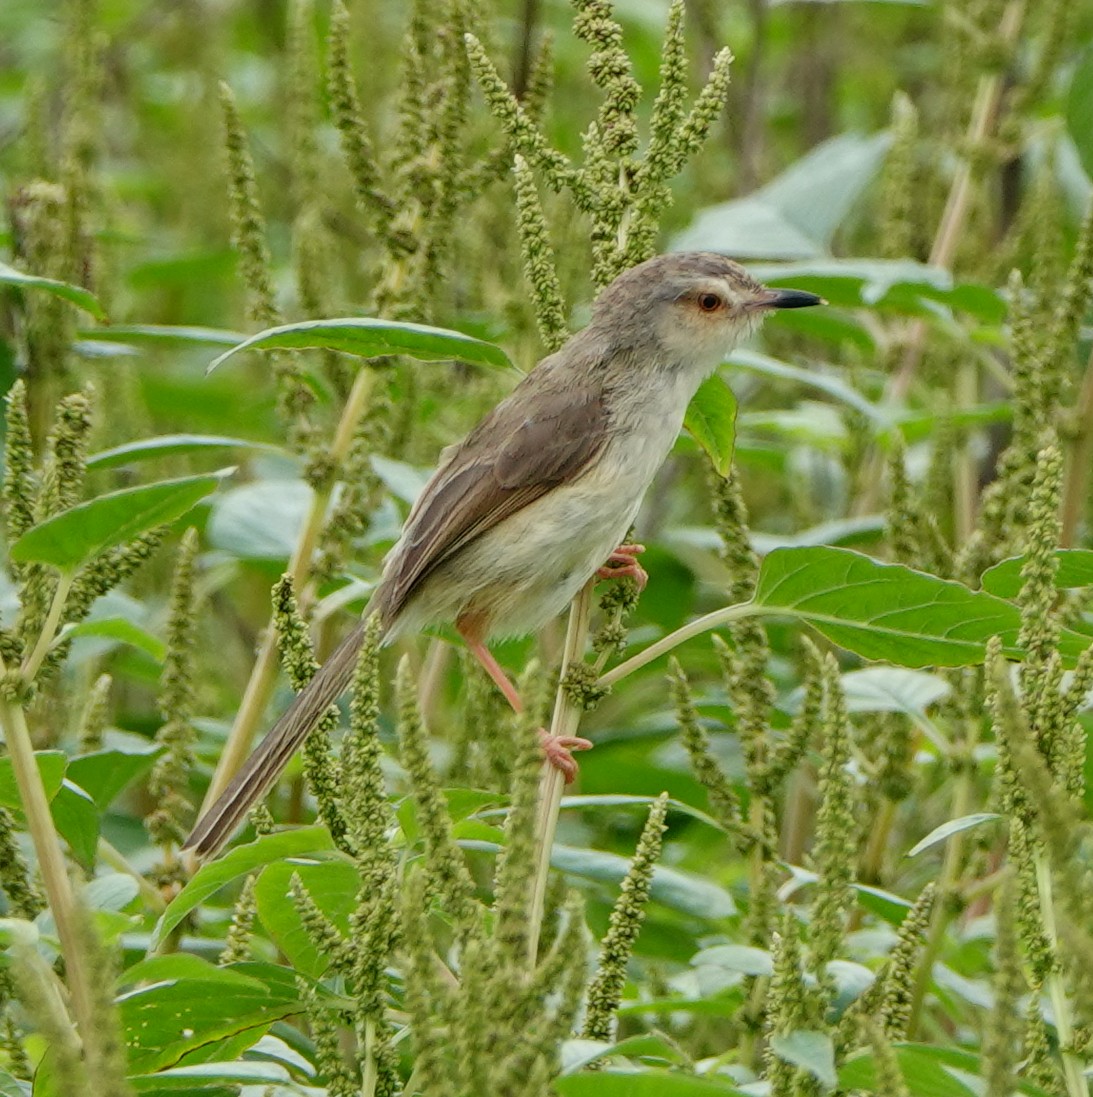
[752,546,1090,667]
[128,1061,292,1092]
[459,838,735,918]
[51,781,99,865]
[61,617,167,661]
[692,944,773,977]
[1067,47,1093,180]
[747,259,1004,322]
[151,826,334,948]
[780,865,913,924]
[673,133,890,258]
[0,1067,27,1097]
[556,1073,747,1096]
[770,1031,837,1089]
[79,324,245,348]
[561,1035,691,1074]
[906,813,1002,858]
[67,746,162,808]
[87,433,277,470]
[549,842,736,918]
[207,317,512,373]
[206,479,312,561]
[118,961,301,1073]
[0,751,66,811]
[0,260,106,320]
[253,858,360,977]
[10,473,223,571]
[835,667,951,714]
[684,374,737,475]
[727,348,885,424]
[981,549,1093,599]
[371,454,431,505]
[839,1043,1056,1097]
[84,873,141,912]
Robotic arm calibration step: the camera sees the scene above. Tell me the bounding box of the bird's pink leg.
[596,542,648,591]
[456,615,591,783]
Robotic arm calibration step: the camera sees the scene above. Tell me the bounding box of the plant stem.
[200,366,378,814]
[1060,343,1093,546]
[361,1017,378,1097]
[886,0,1026,404]
[1033,850,1090,1097]
[20,570,74,684]
[97,837,165,912]
[907,728,977,1036]
[598,601,755,689]
[0,664,95,1045]
[526,579,595,964]
[953,359,979,544]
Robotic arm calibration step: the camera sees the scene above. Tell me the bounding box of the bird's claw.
[539,728,593,783]
[596,542,648,591]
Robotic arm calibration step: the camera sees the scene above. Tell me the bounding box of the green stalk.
[200,366,378,814]
[1033,851,1090,1097]
[20,571,74,684]
[598,601,755,689]
[1060,342,1093,547]
[526,579,595,964]
[361,1017,378,1097]
[907,747,975,1035]
[0,666,95,1044]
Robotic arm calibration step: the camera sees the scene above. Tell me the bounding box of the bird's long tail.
[184,622,367,860]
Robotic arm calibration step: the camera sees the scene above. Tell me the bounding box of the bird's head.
[591,252,823,373]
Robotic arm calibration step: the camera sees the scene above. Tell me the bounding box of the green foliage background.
[1,0,1093,1094]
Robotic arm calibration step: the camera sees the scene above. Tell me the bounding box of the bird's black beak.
[753,287,826,309]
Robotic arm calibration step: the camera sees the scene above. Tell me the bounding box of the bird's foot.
[539,728,593,783]
[596,542,648,591]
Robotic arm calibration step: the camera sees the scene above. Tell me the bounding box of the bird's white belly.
[388,400,685,641]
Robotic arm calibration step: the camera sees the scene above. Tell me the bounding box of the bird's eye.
[697,293,723,312]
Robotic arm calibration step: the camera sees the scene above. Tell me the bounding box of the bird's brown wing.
[372,364,609,625]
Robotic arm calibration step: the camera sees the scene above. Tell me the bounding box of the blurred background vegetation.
[2,0,1093,1093]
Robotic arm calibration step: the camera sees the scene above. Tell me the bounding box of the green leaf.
[67,746,162,808]
[906,813,1002,858]
[752,546,1091,667]
[253,857,360,977]
[87,434,278,470]
[62,617,167,661]
[746,259,1004,322]
[0,260,107,321]
[0,1067,28,1097]
[0,751,67,812]
[980,549,1093,598]
[692,944,773,977]
[835,667,951,714]
[555,1072,747,1096]
[118,960,301,1073]
[50,781,100,865]
[84,873,141,912]
[10,473,223,570]
[673,132,890,259]
[79,324,246,348]
[207,317,512,374]
[206,479,312,561]
[684,375,737,475]
[839,1043,1056,1097]
[151,826,334,948]
[458,839,736,919]
[727,348,885,424]
[770,1031,837,1089]
[128,1061,292,1092]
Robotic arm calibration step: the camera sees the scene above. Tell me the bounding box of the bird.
[185,252,822,858]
